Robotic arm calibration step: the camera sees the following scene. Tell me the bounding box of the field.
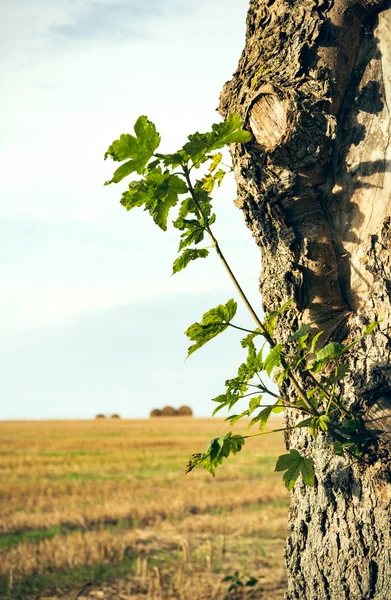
[0,418,289,599]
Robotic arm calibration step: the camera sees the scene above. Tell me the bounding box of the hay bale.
[150,409,162,418]
[161,405,177,417]
[110,414,121,419]
[178,405,193,417]
[95,414,106,419]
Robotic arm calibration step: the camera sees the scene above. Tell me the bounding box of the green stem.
[227,323,261,336]
[182,165,317,416]
[255,385,313,415]
[243,426,293,439]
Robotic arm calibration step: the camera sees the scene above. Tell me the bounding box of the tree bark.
[219,1,391,598]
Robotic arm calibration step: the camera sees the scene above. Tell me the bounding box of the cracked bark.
[219,1,391,598]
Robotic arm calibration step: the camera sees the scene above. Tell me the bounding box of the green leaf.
[240,329,261,348]
[310,331,324,354]
[272,399,285,414]
[211,394,231,416]
[316,342,345,362]
[134,115,161,156]
[185,432,245,476]
[247,404,273,431]
[173,197,196,228]
[225,410,249,426]
[148,174,188,230]
[104,133,138,162]
[245,340,263,374]
[362,321,380,336]
[105,116,161,183]
[295,417,314,429]
[247,399,283,431]
[120,168,187,230]
[263,344,283,377]
[201,174,216,193]
[185,300,237,357]
[275,449,315,490]
[248,396,262,414]
[263,311,278,335]
[263,300,293,336]
[106,160,139,185]
[332,441,345,456]
[318,414,331,432]
[183,114,251,167]
[157,150,188,168]
[275,368,288,384]
[178,221,205,251]
[172,248,209,274]
[215,169,226,187]
[297,415,330,437]
[192,183,213,220]
[277,299,294,314]
[209,152,223,172]
[288,323,312,342]
[211,339,264,418]
[340,417,361,435]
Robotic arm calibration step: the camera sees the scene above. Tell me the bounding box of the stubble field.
[0,418,289,599]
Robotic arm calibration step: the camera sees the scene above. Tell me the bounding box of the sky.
[0,0,267,419]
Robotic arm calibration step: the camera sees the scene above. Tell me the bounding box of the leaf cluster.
[186,299,380,489]
[104,114,381,492]
[185,432,245,477]
[105,114,251,275]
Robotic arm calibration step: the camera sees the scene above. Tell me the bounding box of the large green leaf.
[275,449,314,490]
[105,116,161,183]
[120,168,187,230]
[134,116,161,156]
[316,342,345,361]
[288,323,312,342]
[185,299,237,357]
[104,133,138,162]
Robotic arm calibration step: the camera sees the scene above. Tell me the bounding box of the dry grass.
[0,418,289,599]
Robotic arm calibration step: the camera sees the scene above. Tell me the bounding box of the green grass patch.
[0,525,62,548]
[0,556,137,600]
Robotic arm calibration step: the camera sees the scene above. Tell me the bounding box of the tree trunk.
[219,1,391,598]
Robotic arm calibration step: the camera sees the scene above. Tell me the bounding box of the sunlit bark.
[220,1,391,597]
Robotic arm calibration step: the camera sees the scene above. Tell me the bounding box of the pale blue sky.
[0,0,267,419]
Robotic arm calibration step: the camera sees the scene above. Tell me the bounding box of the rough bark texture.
[219,1,391,598]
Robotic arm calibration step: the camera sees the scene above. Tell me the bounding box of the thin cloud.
[51,1,184,41]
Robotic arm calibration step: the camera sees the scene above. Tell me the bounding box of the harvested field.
[0,418,289,599]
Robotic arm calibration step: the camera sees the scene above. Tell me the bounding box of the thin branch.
[227,322,261,336]
[182,165,317,416]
